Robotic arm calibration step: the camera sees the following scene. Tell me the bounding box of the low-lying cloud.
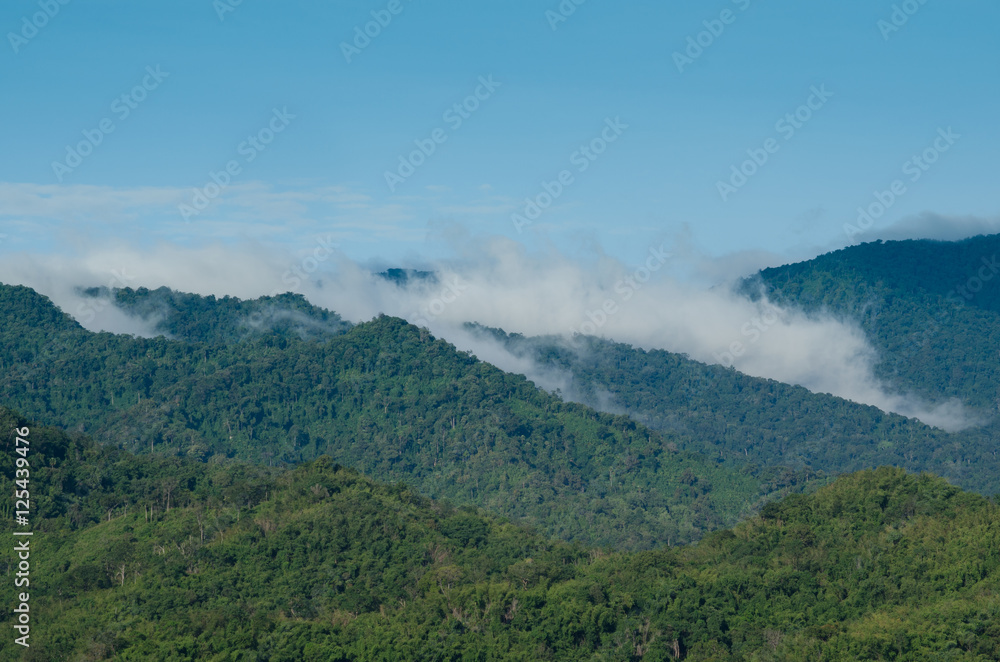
[874,212,1000,243]
[0,233,982,432]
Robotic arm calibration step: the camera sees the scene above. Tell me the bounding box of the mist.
[0,234,981,432]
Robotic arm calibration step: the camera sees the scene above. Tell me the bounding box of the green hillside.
[84,286,351,344]
[471,326,1000,495]
[0,284,811,549]
[459,235,1000,498]
[2,410,998,661]
[746,234,1000,411]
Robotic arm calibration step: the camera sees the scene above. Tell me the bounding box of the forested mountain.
[83,286,351,344]
[470,327,1000,495]
[745,234,1000,411]
[5,235,999,659]
[0,283,813,549]
[3,409,998,661]
[377,268,437,287]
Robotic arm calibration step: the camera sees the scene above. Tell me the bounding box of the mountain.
[745,234,1000,412]
[3,409,998,661]
[377,268,437,287]
[81,285,351,344]
[468,326,1000,495]
[0,283,812,550]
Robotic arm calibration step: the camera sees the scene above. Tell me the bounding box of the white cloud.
[2,180,993,432]
[0,231,984,432]
[874,212,1000,243]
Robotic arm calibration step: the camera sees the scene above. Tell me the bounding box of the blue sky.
[1,0,997,269]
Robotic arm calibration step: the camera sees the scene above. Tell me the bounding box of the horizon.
[1,1,997,434]
[4,5,1000,655]
[1,0,997,273]
[4,229,999,436]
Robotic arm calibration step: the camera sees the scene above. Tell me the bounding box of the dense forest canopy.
[2,409,998,661]
[469,325,1000,496]
[746,235,1000,411]
[0,283,812,550]
[4,235,1000,659]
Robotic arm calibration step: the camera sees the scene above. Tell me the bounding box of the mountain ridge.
[2,407,997,660]
[0,282,812,550]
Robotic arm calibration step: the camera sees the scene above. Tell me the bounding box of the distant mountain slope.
[471,326,1000,496]
[0,407,582,660]
[377,268,437,287]
[745,234,1000,412]
[0,283,811,549]
[3,410,998,661]
[82,285,351,343]
[754,235,1000,316]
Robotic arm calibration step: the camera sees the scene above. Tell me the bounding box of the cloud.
[0,181,428,249]
[0,231,984,432]
[0,182,181,222]
[873,212,1000,243]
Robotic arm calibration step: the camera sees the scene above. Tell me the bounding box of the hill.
[745,234,1000,412]
[2,409,998,660]
[81,286,351,343]
[0,284,811,549]
[469,326,1000,495]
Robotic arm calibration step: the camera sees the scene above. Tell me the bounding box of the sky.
[1,0,997,429]
[1,0,997,264]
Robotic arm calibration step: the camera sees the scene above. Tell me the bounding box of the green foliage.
[6,232,999,658]
[2,414,999,660]
[746,235,1000,412]
[0,284,808,549]
[471,325,1000,495]
[92,286,351,343]
[377,268,437,288]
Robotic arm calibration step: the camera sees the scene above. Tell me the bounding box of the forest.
[745,235,1000,411]
[471,325,1000,495]
[0,283,814,550]
[3,236,1000,659]
[2,408,998,660]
